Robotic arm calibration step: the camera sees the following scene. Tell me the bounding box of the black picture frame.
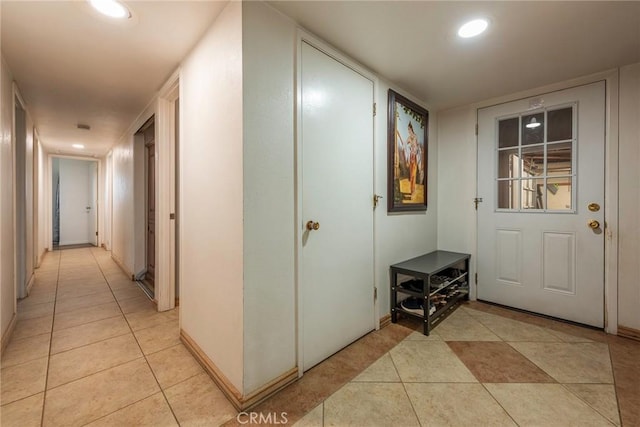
[387,89,428,212]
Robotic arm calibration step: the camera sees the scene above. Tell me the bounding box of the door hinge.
[95,231,98,236]
[475,273,478,284]
[475,123,478,135]
[374,287,378,300]
[373,194,383,209]
[473,197,483,210]
[373,103,377,117]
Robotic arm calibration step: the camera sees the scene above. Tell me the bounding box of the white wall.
[239,2,438,395]
[180,0,244,392]
[103,152,112,250]
[437,67,639,332]
[24,111,34,287]
[37,139,47,259]
[1,56,16,341]
[437,107,478,294]
[111,140,133,273]
[242,1,296,394]
[618,62,640,331]
[58,158,93,245]
[374,79,439,318]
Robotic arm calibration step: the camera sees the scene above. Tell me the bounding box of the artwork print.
[387,89,428,212]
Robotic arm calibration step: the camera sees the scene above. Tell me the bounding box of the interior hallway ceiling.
[1,1,228,156]
[2,1,639,156]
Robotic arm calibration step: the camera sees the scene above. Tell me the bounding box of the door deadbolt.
[588,203,600,212]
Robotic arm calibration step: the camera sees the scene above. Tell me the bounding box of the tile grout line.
[51,312,123,333]
[606,337,624,426]
[441,317,524,426]
[557,383,618,426]
[388,349,423,427]
[89,247,181,426]
[40,249,63,427]
[479,382,521,427]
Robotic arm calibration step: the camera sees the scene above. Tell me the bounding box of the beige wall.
[179,1,245,392]
[1,56,16,342]
[618,62,640,331]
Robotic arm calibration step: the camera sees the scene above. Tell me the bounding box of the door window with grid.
[496,104,576,212]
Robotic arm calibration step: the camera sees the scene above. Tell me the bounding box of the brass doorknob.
[588,220,600,229]
[588,203,600,212]
[306,221,320,231]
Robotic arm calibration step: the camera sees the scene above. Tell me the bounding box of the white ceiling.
[1,1,227,156]
[2,1,639,156]
[270,1,640,109]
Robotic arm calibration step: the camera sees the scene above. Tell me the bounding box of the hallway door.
[300,42,375,371]
[57,158,98,246]
[477,82,605,327]
[88,161,98,246]
[15,99,27,298]
[144,121,156,289]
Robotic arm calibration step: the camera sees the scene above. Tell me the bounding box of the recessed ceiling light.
[458,18,489,38]
[88,0,130,19]
[72,144,85,149]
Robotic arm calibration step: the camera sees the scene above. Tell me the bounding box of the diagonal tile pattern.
[291,306,634,426]
[2,247,639,426]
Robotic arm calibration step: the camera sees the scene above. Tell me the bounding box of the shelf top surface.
[391,250,470,275]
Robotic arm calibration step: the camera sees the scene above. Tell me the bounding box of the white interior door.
[59,158,92,246]
[301,41,375,370]
[477,81,605,327]
[88,161,98,246]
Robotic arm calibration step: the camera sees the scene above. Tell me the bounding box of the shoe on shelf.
[400,297,424,314]
[400,279,424,293]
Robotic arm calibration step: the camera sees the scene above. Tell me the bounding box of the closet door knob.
[306,221,320,231]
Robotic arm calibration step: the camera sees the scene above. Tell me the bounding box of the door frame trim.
[12,84,27,302]
[156,71,179,312]
[47,154,101,250]
[294,29,379,377]
[473,70,619,334]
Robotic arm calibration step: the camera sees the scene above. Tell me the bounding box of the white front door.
[477,81,605,327]
[301,41,375,370]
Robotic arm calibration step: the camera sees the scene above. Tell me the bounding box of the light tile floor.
[295,307,624,427]
[1,247,236,426]
[2,248,639,426]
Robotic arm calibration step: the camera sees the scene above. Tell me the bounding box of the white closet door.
[301,42,375,370]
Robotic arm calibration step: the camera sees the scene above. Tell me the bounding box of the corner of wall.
[241,0,297,397]
[179,0,245,393]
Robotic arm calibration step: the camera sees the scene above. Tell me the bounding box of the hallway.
[2,248,640,426]
[0,248,236,426]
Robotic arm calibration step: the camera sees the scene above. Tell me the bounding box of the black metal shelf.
[390,250,471,335]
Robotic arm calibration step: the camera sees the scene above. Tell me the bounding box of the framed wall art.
[387,89,428,212]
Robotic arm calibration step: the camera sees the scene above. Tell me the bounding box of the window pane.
[498,149,519,179]
[522,112,544,145]
[522,178,544,209]
[499,118,519,148]
[546,177,572,211]
[498,180,519,209]
[547,107,573,142]
[521,146,544,177]
[547,142,572,176]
